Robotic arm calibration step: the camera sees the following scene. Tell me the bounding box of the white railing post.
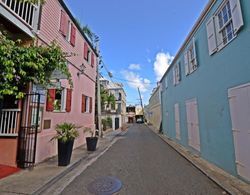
[0,0,40,32]
[0,109,21,136]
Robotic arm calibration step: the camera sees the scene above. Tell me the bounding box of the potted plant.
[84,127,98,151]
[51,122,79,166]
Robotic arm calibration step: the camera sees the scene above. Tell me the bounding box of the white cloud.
[153,52,174,81]
[128,64,141,70]
[121,70,151,92]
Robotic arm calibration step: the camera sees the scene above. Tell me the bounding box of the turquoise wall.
[161,0,250,176]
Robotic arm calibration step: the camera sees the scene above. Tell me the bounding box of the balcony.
[0,109,21,137]
[0,0,40,37]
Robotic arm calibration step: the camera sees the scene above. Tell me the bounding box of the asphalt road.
[61,124,226,195]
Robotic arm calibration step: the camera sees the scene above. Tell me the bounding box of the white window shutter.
[173,68,176,86]
[184,52,189,75]
[165,77,168,88]
[214,15,224,51]
[192,38,198,67]
[206,17,217,55]
[229,0,244,33]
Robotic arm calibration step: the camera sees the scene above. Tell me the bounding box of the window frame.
[173,62,181,86]
[215,0,236,48]
[53,88,66,112]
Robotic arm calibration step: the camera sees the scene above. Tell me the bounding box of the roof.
[160,0,216,82]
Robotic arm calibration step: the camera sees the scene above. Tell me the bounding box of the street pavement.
[61,124,226,195]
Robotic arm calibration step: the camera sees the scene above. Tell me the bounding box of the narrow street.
[61,124,225,195]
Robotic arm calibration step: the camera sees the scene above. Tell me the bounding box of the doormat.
[0,164,20,180]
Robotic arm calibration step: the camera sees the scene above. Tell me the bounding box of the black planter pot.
[58,139,74,166]
[86,137,98,151]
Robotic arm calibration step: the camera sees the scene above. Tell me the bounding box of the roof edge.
[160,0,216,82]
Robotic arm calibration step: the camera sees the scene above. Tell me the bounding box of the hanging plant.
[0,33,72,99]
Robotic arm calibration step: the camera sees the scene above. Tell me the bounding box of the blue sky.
[65,0,208,105]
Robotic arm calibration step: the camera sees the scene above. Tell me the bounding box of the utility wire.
[101,73,158,86]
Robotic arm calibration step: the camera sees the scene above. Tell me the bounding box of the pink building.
[35,0,98,163]
[0,0,98,167]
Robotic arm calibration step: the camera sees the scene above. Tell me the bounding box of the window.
[206,0,244,55]
[184,38,198,75]
[46,88,72,112]
[218,1,234,45]
[82,95,92,113]
[59,10,76,46]
[165,76,168,89]
[173,62,181,85]
[84,42,90,62]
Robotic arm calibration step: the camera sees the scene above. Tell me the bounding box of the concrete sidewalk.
[0,129,127,195]
[146,124,250,195]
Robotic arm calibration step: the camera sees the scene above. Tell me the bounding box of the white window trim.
[206,0,243,55]
[185,38,198,76]
[85,96,90,113]
[215,0,236,50]
[66,22,71,42]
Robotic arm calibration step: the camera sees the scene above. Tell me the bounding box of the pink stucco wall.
[35,0,97,163]
[0,138,18,167]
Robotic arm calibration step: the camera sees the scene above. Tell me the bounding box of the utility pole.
[96,42,103,138]
[137,87,144,122]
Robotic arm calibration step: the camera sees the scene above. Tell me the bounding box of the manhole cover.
[87,176,122,195]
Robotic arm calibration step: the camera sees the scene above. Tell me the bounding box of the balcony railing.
[0,109,21,136]
[0,0,39,30]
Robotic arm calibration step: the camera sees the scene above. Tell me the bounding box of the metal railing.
[0,0,39,30]
[0,109,21,136]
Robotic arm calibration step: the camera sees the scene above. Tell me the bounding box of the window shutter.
[89,97,92,113]
[84,42,88,60]
[192,38,198,67]
[66,89,72,112]
[184,52,189,75]
[206,17,217,55]
[60,11,67,36]
[229,0,244,33]
[46,89,55,111]
[70,25,76,46]
[81,95,86,113]
[173,68,176,86]
[91,53,94,67]
[214,16,224,51]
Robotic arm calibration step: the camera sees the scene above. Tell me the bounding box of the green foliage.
[17,0,46,5]
[0,34,72,99]
[52,122,79,143]
[106,117,112,127]
[100,86,116,110]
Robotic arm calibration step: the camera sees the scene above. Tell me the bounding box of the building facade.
[0,0,41,167]
[100,78,126,130]
[126,105,136,123]
[160,0,250,182]
[35,0,98,163]
[145,85,161,131]
[0,0,98,167]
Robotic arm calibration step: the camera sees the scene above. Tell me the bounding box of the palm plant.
[52,122,79,143]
